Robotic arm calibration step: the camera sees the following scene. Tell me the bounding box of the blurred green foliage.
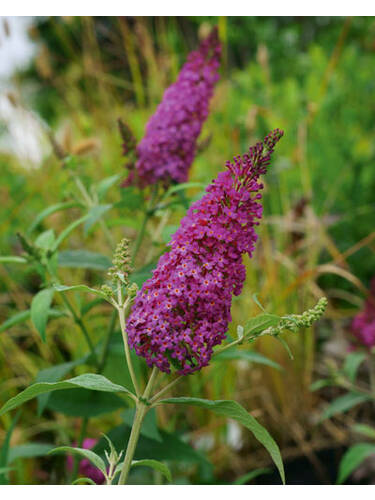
[1,16,375,485]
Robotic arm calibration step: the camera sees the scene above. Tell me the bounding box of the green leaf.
[84,204,112,234]
[0,310,30,333]
[252,293,266,312]
[159,397,285,484]
[0,256,27,264]
[244,313,280,337]
[310,379,332,392]
[343,352,366,383]
[31,288,55,342]
[214,348,282,371]
[28,201,81,234]
[234,467,272,484]
[352,424,375,440]
[95,175,121,200]
[52,214,90,251]
[53,284,105,299]
[35,358,88,415]
[49,446,106,474]
[0,374,133,416]
[320,392,371,422]
[122,408,162,442]
[35,229,56,251]
[131,459,172,482]
[58,250,111,270]
[275,336,294,360]
[46,389,127,417]
[102,433,118,461]
[0,412,20,484]
[0,309,66,335]
[337,443,375,484]
[93,424,210,469]
[72,477,96,485]
[8,443,54,464]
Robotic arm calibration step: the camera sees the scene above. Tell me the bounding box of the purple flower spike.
[127,129,284,374]
[351,277,375,348]
[126,27,221,187]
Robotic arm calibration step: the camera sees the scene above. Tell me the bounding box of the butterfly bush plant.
[312,278,375,484]
[0,127,327,485]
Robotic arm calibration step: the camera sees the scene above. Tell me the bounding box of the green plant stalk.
[117,286,140,396]
[118,367,158,485]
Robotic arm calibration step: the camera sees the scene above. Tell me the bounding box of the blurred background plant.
[0,16,375,485]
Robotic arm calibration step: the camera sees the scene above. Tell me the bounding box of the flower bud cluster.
[108,238,132,286]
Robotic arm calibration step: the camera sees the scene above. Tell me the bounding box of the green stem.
[117,287,140,396]
[118,402,147,485]
[118,367,158,485]
[150,375,183,405]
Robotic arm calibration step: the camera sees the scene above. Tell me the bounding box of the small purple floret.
[127,129,284,374]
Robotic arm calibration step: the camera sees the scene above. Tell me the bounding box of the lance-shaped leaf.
[319,392,372,422]
[244,313,280,338]
[28,201,81,234]
[0,374,134,416]
[31,288,55,342]
[49,446,106,474]
[8,443,54,464]
[214,348,282,371]
[342,352,366,383]
[0,256,27,264]
[337,443,375,484]
[1,309,66,335]
[52,214,90,252]
[0,412,21,484]
[114,459,172,482]
[84,205,112,235]
[158,397,285,484]
[53,284,106,299]
[234,467,272,485]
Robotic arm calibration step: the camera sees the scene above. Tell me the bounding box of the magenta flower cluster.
[126,129,284,374]
[351,278,375,348]
[126,28,221,187]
